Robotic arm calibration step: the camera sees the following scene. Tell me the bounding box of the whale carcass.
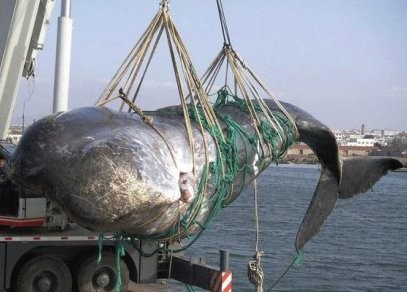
[10,99,404,250]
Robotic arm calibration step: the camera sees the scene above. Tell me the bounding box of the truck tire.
[77,252,129,292]
[16,256,72,292]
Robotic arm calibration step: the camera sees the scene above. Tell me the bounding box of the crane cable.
[216,0,232,47]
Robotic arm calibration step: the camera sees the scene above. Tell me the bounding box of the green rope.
[214,87,296,163]
[185,284,195,292]
[265,251,305,291]
[96,233,125,291]
[114,233,125,292]
[294,250,304,266]
[97,233,103,264]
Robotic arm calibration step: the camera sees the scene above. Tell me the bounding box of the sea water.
[182,164,407,291]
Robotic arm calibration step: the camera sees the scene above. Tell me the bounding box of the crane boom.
[0,0,54,140]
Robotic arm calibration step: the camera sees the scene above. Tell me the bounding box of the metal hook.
[160,0,170,9]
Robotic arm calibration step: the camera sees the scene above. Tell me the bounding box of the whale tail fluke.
[295,155,404,251]
[280,100,407,250]
[338,156,404,199]
[295,165,339,251]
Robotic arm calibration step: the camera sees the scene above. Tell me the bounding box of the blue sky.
[13,0,407,131]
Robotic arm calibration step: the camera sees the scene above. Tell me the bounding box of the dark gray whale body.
[11,100,404,250]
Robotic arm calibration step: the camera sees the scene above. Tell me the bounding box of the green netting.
[99,87,296,255]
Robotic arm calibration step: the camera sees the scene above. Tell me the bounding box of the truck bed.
[0,223,101,240]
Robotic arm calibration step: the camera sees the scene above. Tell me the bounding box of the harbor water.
[182,164,407,291]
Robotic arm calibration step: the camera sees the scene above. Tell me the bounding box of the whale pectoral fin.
[295,166,338,251]
[338,156,404,199]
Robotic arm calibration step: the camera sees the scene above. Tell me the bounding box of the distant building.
[339,146,373,157]
[394,132,407,145]
[346,136,378,147]
[287,143,315,156]
[332,127,402,147]
[287,143,375,157]
[333,130,346,145]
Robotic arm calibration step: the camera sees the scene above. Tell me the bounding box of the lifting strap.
[95,1,226,178]
[95,1,229,246]
[205,47,299,159]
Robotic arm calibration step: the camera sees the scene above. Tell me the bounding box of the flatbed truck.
[0,224,159,292]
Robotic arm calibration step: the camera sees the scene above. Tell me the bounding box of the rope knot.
[294,250,304,266]
[223,173,234,183]
[248,251,264,292]
[142,115,153,124]
[249,137,257,145]
[209,161,217,174]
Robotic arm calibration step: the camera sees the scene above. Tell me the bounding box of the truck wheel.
[77,252,129,292]
[16,256,72,292]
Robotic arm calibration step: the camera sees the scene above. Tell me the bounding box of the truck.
[0,223,159,292]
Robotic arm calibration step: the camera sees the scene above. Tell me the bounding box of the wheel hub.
[96,272,110,287]
[36,276,52,292]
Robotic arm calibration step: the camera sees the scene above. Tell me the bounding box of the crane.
[0,0,62,140]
